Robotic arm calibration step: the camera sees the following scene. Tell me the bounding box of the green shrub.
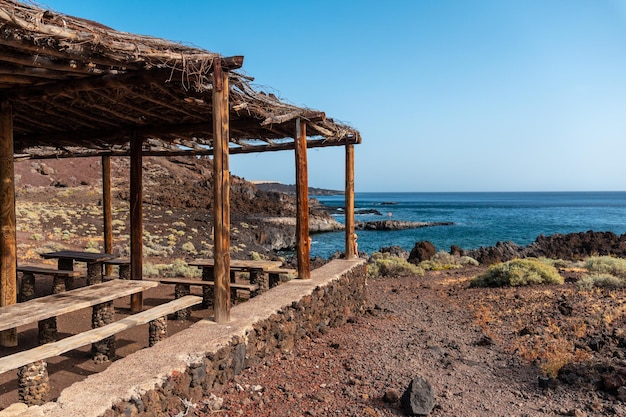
[470,258,564,287]
[144,259,202,278]
[163,259,201,278]
[459,256,480,266]
[585,256,626,279]
[577,273,626,290]
[368,252,424,277]
[142,262,161,277]
[250,251,268,261]
[181,241,197,255]
[539,257,577,269]
[420,251,479,270]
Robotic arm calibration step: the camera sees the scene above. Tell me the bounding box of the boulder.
[408,241,436,264]
[380,246,410,259]
[401,375,435,416]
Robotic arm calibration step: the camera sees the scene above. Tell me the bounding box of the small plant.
[470,258,564,287]
[585,256,626,278]
[368,252,424,277]
[84,239,100,253]
[181,241,197,255]
[162,259,202,278]
[577,273,626,290]
[250,251,268,261]
[419,251,479,270]
[29,233,43,241]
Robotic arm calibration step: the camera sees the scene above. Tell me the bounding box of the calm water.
[309,192,626,259]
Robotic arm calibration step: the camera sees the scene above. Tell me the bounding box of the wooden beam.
[295,118,311,279]
[102,156,113,276]
[212,58,231,323]
[0,68,175,102]
[129,132,143,312]
[0,102,17,346]
[220,56,244,71]
[345,144,356,258]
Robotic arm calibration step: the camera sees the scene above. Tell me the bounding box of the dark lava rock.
[380,246,410,259]
[408,241,437,264]
[401,375,435,416]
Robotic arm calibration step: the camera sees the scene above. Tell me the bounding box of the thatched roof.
[0,0,361,159]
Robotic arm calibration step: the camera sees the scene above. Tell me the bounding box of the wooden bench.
[0,279,158,346]
[145,277,258,318]
[266,268,297,288]
[188,259,284,294]
[17,265,84,301]
[0,295,201,405]
[102,257,130,280]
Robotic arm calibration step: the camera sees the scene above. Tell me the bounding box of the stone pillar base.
[18,361,49,406]
[38,318,57,345]
[174,284,191,320]
[149,317,167,347]
[92,301,115,362]
[19,272,35,302]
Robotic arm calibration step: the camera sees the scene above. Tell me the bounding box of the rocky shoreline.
[355,220,453,231]
[382,230,626,266]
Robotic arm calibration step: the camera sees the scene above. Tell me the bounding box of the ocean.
[309,191,626,259]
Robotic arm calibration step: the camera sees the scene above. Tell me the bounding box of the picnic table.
[0,279,202,405]
[0,279,157,355]
[40,250,117,285]
[187,259,284,306]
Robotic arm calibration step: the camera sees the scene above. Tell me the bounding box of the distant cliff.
[253,182,343,196]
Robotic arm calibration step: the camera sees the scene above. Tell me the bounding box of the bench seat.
[17,265,84,301]
[145,277,258,315]
[16,266,83,277]
[145,277,258,292]
[0,295,202,374]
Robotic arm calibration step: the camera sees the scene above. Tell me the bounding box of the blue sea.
[309,192,626,259]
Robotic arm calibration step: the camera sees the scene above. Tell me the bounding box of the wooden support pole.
[295,118,311,279]
[345,144,356,258]
[102,155,113,276]
[0,102,17,346]
[212,58,231,323]
[129,132,143,312]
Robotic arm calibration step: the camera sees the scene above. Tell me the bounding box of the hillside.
[14,156,343,266]
[253,181,343,196]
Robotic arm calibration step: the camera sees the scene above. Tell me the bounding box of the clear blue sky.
[39,0,626,192]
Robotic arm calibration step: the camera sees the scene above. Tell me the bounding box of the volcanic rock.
[408,241,437,264]
[401,375,435,416]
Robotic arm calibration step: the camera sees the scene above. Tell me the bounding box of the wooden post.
[129,132,143,312]
[212,58,231,323]
[0,102,17,346]
[102,155,113,276]
[345,144,356,258]
[295,118,311,279]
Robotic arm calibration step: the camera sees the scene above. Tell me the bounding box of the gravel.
[193,267,626,417]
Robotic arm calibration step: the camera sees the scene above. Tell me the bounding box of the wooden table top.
[0,279,158,332]
[40,251,117,263]
[188,259,283,270]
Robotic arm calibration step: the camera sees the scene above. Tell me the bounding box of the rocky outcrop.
[408,241,437,264]
[463,231,626,265]
[463,241,525,265]
[355,220,453,231]
[380,246,410,259]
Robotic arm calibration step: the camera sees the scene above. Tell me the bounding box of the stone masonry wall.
[103,262,367,417]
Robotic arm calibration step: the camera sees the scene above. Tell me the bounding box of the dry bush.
[511,333,591,378]
[577,273,626,290]
[368,252,424,277]
[470,258,563,287]
[585,256,626,278]
[419,251,478,271]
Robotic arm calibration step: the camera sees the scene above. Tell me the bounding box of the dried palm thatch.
[0,0,360,159]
